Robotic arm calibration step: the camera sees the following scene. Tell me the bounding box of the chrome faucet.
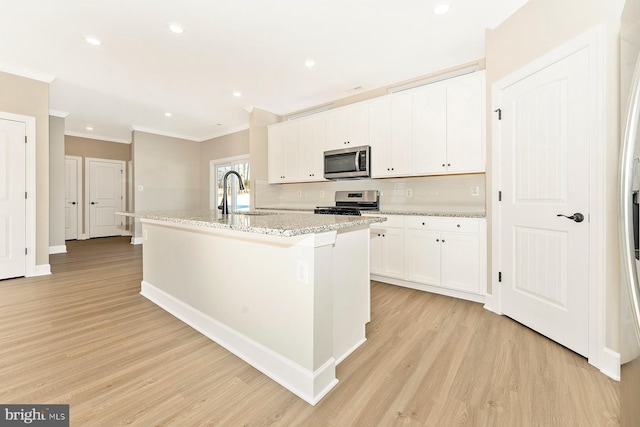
[219,170,245,214]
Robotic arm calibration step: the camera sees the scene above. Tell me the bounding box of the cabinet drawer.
[367,214,404,228]
[405,216,479,233]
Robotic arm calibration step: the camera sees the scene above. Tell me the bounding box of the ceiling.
[0,0,528,143]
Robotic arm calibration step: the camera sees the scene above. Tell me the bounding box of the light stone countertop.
[255,207,486,219]
[117,210,386,237]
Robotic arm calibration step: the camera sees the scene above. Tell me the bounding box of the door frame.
[489,25,611,375]
[84,157,126,238]
[65,155,83,240]
[0,111,36,276]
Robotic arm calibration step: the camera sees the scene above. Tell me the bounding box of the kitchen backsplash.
[254,174,485,213]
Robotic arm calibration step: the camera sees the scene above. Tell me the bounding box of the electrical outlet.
[471,186,480,196]
[405,188,413,197]
[296,259,309,284]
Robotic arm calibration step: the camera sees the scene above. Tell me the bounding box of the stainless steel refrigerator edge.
[620,1,640,424]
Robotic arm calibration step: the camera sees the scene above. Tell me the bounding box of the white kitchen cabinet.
[268,115,326,183]
[446,72,485,174]
[325,103,370,151]
[412,82,447,174]
[370,94,413,178]
[368,215,405,279]
[268,122,299,183]
[439,232,480,292]
[405,216,483,294]
[298,115,326,181]
[404,228,441,285]
[412,72,485,175]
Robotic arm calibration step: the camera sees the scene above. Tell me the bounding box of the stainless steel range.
[314,190,379,216]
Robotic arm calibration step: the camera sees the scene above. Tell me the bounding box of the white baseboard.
[335,337,366,365]
[596,347,620,381]
[131,237,143,245]
[371,274,485,304]
[140,280,338,405]
[483,293,501,314]
[48,245,67,254]
[30,264,51,277]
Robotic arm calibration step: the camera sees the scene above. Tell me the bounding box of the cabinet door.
[446,72,484,174]
[440,232,480,293]
[413,83,447,175]
[389,92,413,177]
[325,108,349,151]
[382,227,405,279]
[325,104,370,150]
[268,125,286,183]
[267,122,299,183]
[298,115,326,181]
[370,228,384,275]
[348,103,370,147]
[369,97,393,177]
[405,229,441,285]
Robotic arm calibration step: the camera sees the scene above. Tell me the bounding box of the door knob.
[557,212,584,223]
[68,201,76,205]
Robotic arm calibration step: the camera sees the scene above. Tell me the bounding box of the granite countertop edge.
[117,211,386,237]
[255,207,486,218]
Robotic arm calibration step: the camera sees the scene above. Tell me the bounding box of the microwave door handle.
[355,153,359,171]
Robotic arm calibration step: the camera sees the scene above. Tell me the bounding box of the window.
[210,156,250,211]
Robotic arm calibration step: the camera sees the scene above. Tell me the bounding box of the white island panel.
[138,217,372,405]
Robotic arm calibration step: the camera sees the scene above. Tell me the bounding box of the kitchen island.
[118,210,385,405]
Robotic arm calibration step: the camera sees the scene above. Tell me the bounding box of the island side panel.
[139,220,337,404]
[333,225,371,364]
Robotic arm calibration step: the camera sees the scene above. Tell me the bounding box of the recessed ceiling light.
[168,23,184,34]
[233,91,242,97]
[433,1,450,15]
[305,60,315,68]
[85,37,102,46]
[164,112,172,117]
[86,126,94,131]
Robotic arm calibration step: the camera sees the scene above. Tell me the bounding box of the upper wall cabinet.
[298,115,326,181]
[412,81,447,174]
[267,70,486,183]
[325,103,370,151]
[268,115,327,184]
[370,93,414,178]
[268,121,300,183]
[413,72,485,175]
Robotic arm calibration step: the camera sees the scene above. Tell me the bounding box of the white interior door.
[87,158,124,238]
[64,156,80,240]
[0,119,26,279]
[497,47,590,357]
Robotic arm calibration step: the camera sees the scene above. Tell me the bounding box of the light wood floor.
[0,237,619,426]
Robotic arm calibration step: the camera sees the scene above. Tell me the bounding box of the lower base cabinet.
[368,214,486,301]
[370,216,405,278]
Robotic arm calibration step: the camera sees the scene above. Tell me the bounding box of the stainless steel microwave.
[324,145,371,179]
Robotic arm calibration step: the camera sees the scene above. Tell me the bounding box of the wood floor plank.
[0,237,619,425]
